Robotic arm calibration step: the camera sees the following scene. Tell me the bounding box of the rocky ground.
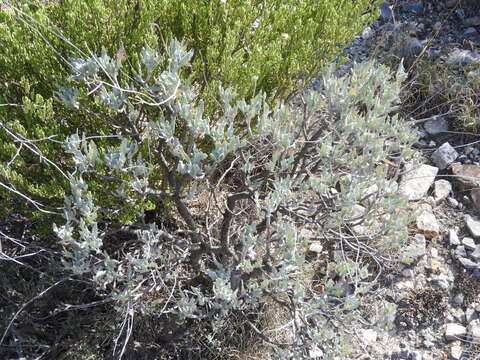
[327,1,480,359]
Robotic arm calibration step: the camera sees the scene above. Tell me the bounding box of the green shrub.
[53,40,417,358]
[0,0,380,223]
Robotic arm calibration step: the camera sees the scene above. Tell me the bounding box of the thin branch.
[0,278,67,347]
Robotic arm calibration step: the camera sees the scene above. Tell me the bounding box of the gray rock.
[401,234,427,264]
[462,237,477,251]
[308,242,323,254]
[464,27,479,39]
[410,350,423,360]
[464,16,480,27]
[465,215,480,238]
[434,179,452,202]
[446,0,459,7]
[430,273,452,290]
[446,49,480,66]
[453,292,465,306]
[470,188,480,212]
[361,26,373,40]
[458,257,478,269]
[455,245,467,258]
[402,3,423,15]
[473,268,480,279]
[431,142,458,170]
[395,279,415,290]
[414,140,430,149]
[424,117,449,135]
[456,9,466,21]
[379,2,393,22]
[309,346,323,358]
[450,344,463,360]
[468,319,480,341]
[399,163,438,201]
[416,211,440,238]
[402,269,414,278]
[466,307,478,323]
[358,328,377,346]
[445,323,467,341]
[452,308,466,324]
[448,197,459,208]
[449,228,461,246]
[470,245,480,261]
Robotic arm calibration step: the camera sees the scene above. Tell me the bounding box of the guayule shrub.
[0,0,380,222]
[55,40,417,358]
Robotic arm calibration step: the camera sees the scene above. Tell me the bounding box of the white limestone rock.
[399,163,438,201]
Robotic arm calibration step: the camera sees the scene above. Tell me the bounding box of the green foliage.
[0,0,380,223]
[54,40,417,358]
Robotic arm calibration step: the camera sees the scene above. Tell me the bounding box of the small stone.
[464,27,479,39]
[425,196,436,207]
[445,323,467,341]
[457,154,468,163]
[452,308,466,324]
[465,215,480,238]
[445,0,460,7]
[395,280,415,290]
[430,273,451,290]
[431,247,439,258]
[425,118,449,136]
[449,229,461,246]
[416,211,440,238]
[472,246,480,261]
[446,0,459,7]
[456,9,466,21]
[446,49,480,66]
[402,37,424,59]
[434,180,452,202]
[455,245,467,258]
[433,21,442,32]
[309,345,323,358]
[402,269,414,278]
[401,3,423,15]
[470,188,480,212]
[466,307,478,323]
[448,197,459,208]
[464,16,480,27]
[362,26,373,40]
[458,257,478,270]
[414,140,430,149]
[401,234,427,264]
[451,163,480,190]
[474,268,480,280]
[308,242,323,254]
[379,2,393,22]
[450,344,463,360]
[428,258,441,271]
[358,328,377,345]
[468,319,480,341]
[431,142,458,170]
[399,163,438,201]
[453,292,465,306]
[462,237,476,251]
